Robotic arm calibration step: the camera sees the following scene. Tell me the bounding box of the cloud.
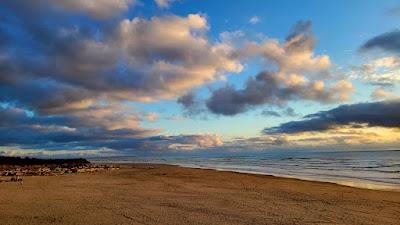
[263,100,400,134]
[0,4,243,114]
[261,110,281,117]
[3,0,135,19]
[0,146,118,158]
[165,134,223,150]
[55,14,241,102]
[0,105,222,153]
[205,20,351,115]
[0,78,95,115]
[0,2,243,154]
[221,136,289,151]
[145,112,159,122]
[221,124,400,152]
[371,88,390,99]
[51,0,135,19]
[360,30,400,53]
[177,92,205,116]
[177,92,196,109]
[206,72,353,116]
[219,30,246,46]
[154,0,176,9]
[261,107,298,117]
[370,56,400,68]
[249,16,260,25]
[1,2,243,111]
[0,103,157,137]
[371,88,398,100]
[85,134,223,152]
[348,56,400,86]
[242,21,331,73]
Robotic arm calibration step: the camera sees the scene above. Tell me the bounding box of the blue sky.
[0,0,399,157]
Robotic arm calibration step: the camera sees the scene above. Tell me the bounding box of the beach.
[1,164,399,225]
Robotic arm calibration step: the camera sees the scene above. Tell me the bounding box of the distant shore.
[1,164,399,225]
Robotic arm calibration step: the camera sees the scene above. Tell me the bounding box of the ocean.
[93,149,400,191]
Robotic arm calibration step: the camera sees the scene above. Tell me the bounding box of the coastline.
[171,164,400,192]
[92,158,400,192]
[1,164,399,225]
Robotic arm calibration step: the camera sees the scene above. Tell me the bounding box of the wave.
[92,150,400,191]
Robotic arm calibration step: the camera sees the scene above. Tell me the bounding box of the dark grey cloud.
[286,20,312,39]
[206,72,290,115]
[261,110,281,117]
[177,92,206,116]
[283,107,298,117]
[0,107,68,128]
[261,107,298,117]
[360,30,400,53]
[206,71,352,116]
[263,100,400,134]
[285,20,315,52]
[0,79,93,115]
[177,93,195,108]
[3,0,135,20]
[0,1,103,114]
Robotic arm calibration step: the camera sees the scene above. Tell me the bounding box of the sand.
[0,164,399,225]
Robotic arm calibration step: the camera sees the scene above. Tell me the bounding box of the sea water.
[93,149,400,191]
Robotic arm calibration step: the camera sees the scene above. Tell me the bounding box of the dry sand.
[1,164,399,225]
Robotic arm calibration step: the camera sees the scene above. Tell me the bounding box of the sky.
[0,0,399,157]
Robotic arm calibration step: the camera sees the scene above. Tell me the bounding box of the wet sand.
[1,164,399,225]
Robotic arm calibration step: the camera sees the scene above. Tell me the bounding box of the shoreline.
[173,164,400,192]
[93,161,400,192]
[1,164,400,225]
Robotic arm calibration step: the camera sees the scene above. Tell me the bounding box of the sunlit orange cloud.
[281,126,400,148]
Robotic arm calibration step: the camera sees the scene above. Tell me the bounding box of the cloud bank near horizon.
[263,100,400,135]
